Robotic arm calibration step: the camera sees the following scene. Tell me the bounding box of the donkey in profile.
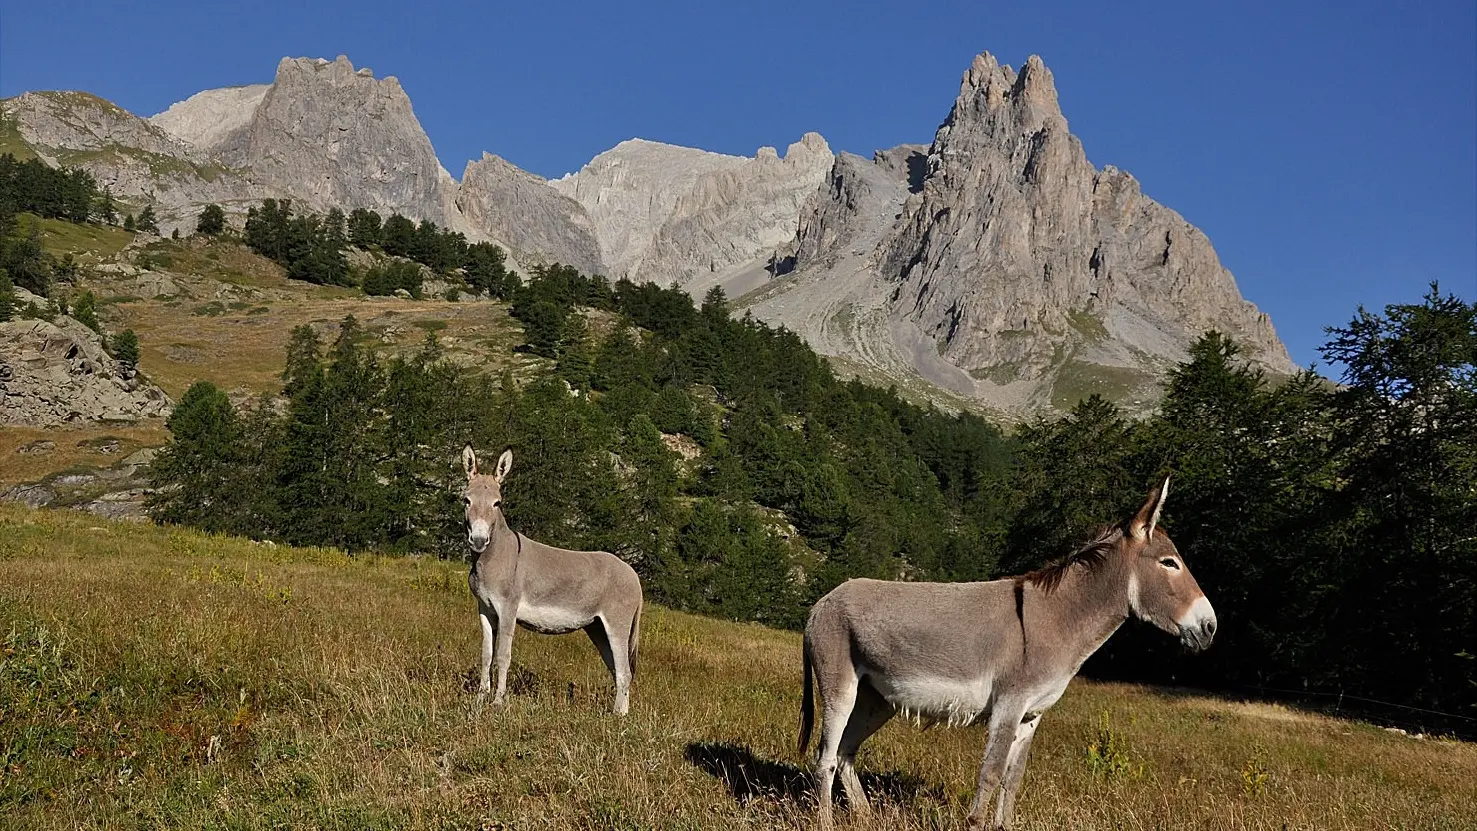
[461,444,644,715]
[799,477,1217,830]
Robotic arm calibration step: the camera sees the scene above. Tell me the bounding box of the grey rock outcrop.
[550,139,749,279]
[639,132,834,284]
[457,153,605,276]
[0,316,172,426]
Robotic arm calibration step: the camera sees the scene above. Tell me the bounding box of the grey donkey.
[462,444,644,715]
[799,477,1217,830]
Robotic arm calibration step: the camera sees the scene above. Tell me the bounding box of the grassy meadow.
[1,504,1472,830]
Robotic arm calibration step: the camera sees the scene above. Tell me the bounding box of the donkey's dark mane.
[1023,525,1124,594]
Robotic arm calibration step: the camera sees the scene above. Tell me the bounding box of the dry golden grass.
[2,504,1472,830]
[0,424,167,487]
[111,295,526,397]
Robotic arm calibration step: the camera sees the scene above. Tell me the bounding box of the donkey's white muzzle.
[467,520,491,553]
[1178,596,1217,653]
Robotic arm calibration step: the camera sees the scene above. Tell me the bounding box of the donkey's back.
[503,539,643,635]
[803,578,1026,731]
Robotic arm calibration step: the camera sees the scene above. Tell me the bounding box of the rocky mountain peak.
[740,51,1293,416]
[457,152,605,276]
[214,54,457,226]
[554,133,835,284]
[881,50,1293,402]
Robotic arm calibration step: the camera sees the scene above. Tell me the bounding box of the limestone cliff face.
[207,56,459,228]
[877,53,1293,380]
[457,153,605,276]
[639,132,833,282]
[793,146,923,266]
[148,85,269,154]
[550,139,748,280]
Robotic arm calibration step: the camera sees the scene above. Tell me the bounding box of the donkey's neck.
[1037,554,1132,669]
[476,515,521,565]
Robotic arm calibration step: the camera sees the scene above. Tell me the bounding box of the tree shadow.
[683,741,941,808]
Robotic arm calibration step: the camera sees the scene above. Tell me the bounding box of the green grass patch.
[0,112,39,161]
[14,213,134,260]
[1067,309,1110,342]
[1050,358,1156,410]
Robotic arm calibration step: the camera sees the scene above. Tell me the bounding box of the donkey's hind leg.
[837,679,893,817]
[813,662,860,830]
[585,616,631,715]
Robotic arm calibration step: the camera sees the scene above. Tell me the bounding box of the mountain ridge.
[2,50,1293,415]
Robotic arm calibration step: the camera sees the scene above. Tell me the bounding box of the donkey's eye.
[1159,558,1181,570]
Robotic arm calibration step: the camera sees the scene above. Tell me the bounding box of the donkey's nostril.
[1205,619,1217,636]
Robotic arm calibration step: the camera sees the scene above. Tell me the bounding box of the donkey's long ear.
[494,448,513,484]
[1130,476,1171,541]
[461,444,478,479]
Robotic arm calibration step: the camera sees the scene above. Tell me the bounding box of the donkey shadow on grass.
[684,741,943,809]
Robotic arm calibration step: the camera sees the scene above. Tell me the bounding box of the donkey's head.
[461,444,512,554]
[1121,477,1217,652]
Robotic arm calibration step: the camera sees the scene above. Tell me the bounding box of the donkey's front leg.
[474,611,495,711]
[965,707,1025,831]
[492,607,518,706]
[992,713,1042,830]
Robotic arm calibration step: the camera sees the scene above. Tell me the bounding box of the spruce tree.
[196,203,226,236]
[136,205,160,234]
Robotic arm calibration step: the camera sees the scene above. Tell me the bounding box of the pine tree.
[146,382,244,531]
[347,208,383,248]
[69,290,102,333]
[196,204,226,236]
[556,312,593,389]
[136,205,160,234]
[95,187,117,225]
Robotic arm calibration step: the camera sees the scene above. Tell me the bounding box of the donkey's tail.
[627,600,642,679]
[798,636,815,755]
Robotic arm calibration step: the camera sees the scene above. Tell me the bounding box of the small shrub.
[111,329,140,367]
[69,290,102,334]
[135,251,175,271]
[192,301,227,317]
[1084,710,1142,780]
[1241,744,1270,796]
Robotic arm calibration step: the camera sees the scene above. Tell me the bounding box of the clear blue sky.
[2,0,1473,369]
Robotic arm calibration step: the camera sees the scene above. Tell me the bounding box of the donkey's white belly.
[517,602,594,634]
[869,671,993,728]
